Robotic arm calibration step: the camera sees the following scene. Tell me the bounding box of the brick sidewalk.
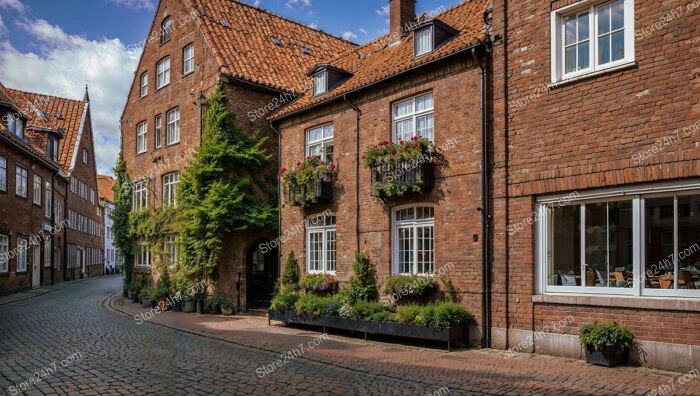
[109,295,700,395]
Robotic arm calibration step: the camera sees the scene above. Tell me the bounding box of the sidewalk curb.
[0,277,93,307]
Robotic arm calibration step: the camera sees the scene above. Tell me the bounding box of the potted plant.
[140,288,152,308]
[382,275,439,304]
[362,137,434,198]
[280,156,336,208]
[154,273,172,310]
[128,283,140,303]
[300,273,339,296]
[579,321,635,367]
[208,296,224,315]
[221,299,235,315]
[181,293,196,313]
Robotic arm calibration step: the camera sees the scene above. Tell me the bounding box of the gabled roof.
[182,0,358,93]
[272,0,490,120]
[97,174,116,203]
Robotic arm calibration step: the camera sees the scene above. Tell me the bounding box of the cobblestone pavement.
[0,277,698,396]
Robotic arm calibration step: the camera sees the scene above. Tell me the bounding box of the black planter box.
[584,344,629,367]
[269,311,466,351]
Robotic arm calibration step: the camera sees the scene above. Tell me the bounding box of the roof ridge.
[7,87,83,106]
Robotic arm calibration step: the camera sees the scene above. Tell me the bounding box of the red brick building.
[0,83,103,294]
[489,0,699,371]
[120,0,355,309]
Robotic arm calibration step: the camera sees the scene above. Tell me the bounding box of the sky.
[0,0,463,175]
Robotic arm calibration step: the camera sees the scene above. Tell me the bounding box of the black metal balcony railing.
[287,178,333,208]
[370,161,433,198]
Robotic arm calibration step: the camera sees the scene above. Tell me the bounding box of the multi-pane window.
[55,201,63,224]
[33,175,41,205]
[0,156,6,192]
[83,148,89,164]
[393,93,434,142]
[553,0,633,82]
[161,18,172,44]
[414,27,434,57]
[164,235,179,269]
[393,206,434,274]
[154,115,162,149]
[166,108,180,145]
[47,136,59,161]
[44,238,51,268]
[132,180,148,210]
[44,181,51,218]
[313,71,327,95]
[539,186,700,298]
[90,188,95,205]
[306,214,336,273]
[137,121,147,154]
[140,72,148,97]
[156,57,171,89]
[183,44,194,74]
[17,238,27,272]
[135,242,150,268]
[306,124,334,163]
[0,235,8,273]
[4,112,24,139]
[162,172,180,207]
[15,166,27,198]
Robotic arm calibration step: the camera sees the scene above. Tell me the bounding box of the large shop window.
[538,184,700,297]
[306,214,336,274]
[393,205,434,275]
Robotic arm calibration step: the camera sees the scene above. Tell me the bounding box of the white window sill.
[549,61,637,89]
[533,293,700,312]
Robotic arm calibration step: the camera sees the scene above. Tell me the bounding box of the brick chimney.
[389,0,415,44]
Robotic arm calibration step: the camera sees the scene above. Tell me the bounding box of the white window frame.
[164,235,179,269]
[0,156,6,192]
[140,72,148,97]
[161,18,172,44]
[135,242,150,268]
[536,181,700,298]
[17,237,27,272]
[44,181,51,218]
[166,108,180,145]
[136,121,147,154]
[414,26,434,57]
[132,180,148,210]
[83,148,88,164]
[162,172,180,208]
[154,114,162,149]
[156,57,171,89]
[392,93,434,142]
[551,0,634,83]
[305,123,334,163]
[0,235,8,273]
[33,175,42,205]
[305,214,336,274]
[392,205,435,275]
[90,188,95,205]
[47,136,58,161]
[183,44,194,75]
[15,166,27,198]
[313,71,327,95]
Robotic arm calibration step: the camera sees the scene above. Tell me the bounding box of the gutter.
[220,73,296,96]
[343,95,361,253]
[268,121,282,273]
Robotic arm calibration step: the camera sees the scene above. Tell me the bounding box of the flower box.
[287,179,333,207]
[281,157,336,208]
[363,137,435,199]
[584,344,629,367]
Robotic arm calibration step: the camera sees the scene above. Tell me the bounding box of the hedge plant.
[579,322,635,350]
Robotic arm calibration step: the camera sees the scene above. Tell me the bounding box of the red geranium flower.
[278,168,287,175]
[296,162,301,166]
[329,164,336,171]
[390,149,396,155]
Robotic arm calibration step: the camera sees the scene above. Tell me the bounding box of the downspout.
[473,44,491,348]
[269,121,282,273]
[63,190,68,282]
[50,173,56,285]
[343,95,361,253]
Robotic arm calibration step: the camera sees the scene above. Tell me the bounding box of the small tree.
[279,251,300,293]
[347,252,378,303]
[112,153,134,284]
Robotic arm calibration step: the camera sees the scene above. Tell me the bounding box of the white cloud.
[359,28,367,35]
[375,5,390,16]
[251,0,262,6]
[0,15,6,37]
[308,23,318,29]
[0,18,141,175]
[285,0,311,9]
[107,0,155,10]
[341,31,358,40]
[0,0,26,13]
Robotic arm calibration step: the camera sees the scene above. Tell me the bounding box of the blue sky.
[0,0,463,174]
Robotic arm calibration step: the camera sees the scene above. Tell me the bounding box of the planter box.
[584,344,629,367]
[370,161,434,198]
[288,179,333,207]
[141,297,151,308]
[221,307,234,316]
[268,311,466,351]
[129,293,139,303]
[182,300,196,313]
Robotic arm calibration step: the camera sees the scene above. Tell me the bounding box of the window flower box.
[363,137,435,199]
[281,157,336,208]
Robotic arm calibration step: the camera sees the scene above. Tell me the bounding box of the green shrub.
[368,311,391,322]
[270,294,300,312]
[346,252,378,303]
[221,298,234,309]
[279,252,300,293]
[382,275,438,301]
[294,294,331,317]
[349,301,395,321]
[127,282,141,293]
[394,305,423,324]
[439,275,458,303]
[579,321,635,350]
[299,273,338,295]
[395,302,472,328]
[139,288,152,298]
[208,296,225,310]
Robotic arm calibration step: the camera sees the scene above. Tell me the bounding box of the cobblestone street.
[0,277,697,395]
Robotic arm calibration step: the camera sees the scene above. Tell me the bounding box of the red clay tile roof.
[272,0,490,119]
[183,0,358,93]
[97,175,116,203]
[5,87,87,172]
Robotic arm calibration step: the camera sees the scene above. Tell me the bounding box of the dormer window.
[161,18,172,44]
[411,19,457,58]
[414,27,434,57]
[313,71,328,95]
[4,111,24,139]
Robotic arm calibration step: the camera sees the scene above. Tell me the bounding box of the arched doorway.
[246,239,278,309]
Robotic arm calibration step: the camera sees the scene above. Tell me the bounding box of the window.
[0,235,8,273]
[306,214,336,273]
[392,93,434,142]
[551,0,634,82]
[162,172,180,207]
[132,180,148,210]
[79,181,87,200]
[15,166,27,198]
[140,72,148,97]
[164,235,179,269]
[537,184,700,298]
[70,177,77,194]
[313,71,327,95]
[83,148,89,164]
[0,157,5,192]
[47,136,59,161]
[4,112,24,139]
[135,242,150,268]
[55,201,62,224]
[156,57,171,89]
[90,188,95,205]
[33,175,41,205]
[166,108,180,145]
[183,44,194,74]
[44,181,51,218]
[414,26,434,57]
[136,121,147,154]
[17,237,27,272]
[393,205,434,275]
[306,124,334,163]
[44,238,51,268]
[152,115,162,149]
[161,18,172,44]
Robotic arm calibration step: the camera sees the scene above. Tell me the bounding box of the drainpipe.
[63,190,68,282]
[472,44,491,348]
[50,173,56,285]
[269,121,282,271]
[343,95,361,253]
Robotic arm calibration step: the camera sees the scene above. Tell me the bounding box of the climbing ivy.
[111,153,134,284]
